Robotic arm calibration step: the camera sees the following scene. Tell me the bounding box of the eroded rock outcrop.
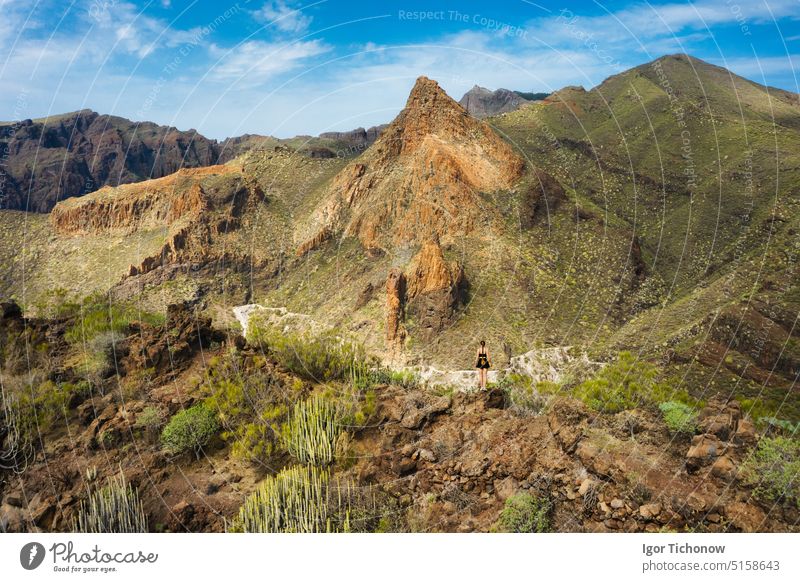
[385,239,465,348]
[386,268,407,348]
[50,165,238,235]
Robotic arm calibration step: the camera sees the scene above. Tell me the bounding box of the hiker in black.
[475,340,491,390]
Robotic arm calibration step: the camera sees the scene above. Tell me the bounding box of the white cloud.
[255,1,313,34]
[209,39,329,85]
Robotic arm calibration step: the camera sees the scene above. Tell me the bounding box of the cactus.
[74,471,148,533]
[230,465,363,533]
[283,395,340,466]
[0,387,35,473]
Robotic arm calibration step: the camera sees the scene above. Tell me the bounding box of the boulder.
[639,503,662,520]
[733,418,757,446]
[711,455,737,480]
[686,434,724,472]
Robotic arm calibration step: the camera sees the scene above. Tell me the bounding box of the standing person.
[475,340,491,390]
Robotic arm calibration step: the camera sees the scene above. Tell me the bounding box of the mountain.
[0,110,220,212]
[458,85,532,118]
[5,54,795,399]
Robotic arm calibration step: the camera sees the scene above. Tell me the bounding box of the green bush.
[202,351,289,463]
[496,492,551,533]
[659,401,698,435]
[501,374,560,415]
[1,379,92,470]
[135,406,165,441]
[74,472,148,533]
[759,417,800,436]
[573,352,690,413]
[248,324,365,382]
[282,395,340,466]
[229,465,367,533]
[740,437,800,508]
[161,404,220,457]
[388,370,418,389]
[65,293,163,344]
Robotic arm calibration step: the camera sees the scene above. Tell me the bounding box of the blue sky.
[1,0,798,139]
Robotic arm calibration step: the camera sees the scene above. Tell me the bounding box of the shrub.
[659,401,698,435]
[502,374,558,415]
[248,324,365,382]
[202,351,289,463]
[229,465,370,533]
[388,370,418,389]
[282,395,340,466]
[0,388,35,472]
[135,406,166,440]
[740,437,800,508]
[65,293,163,344]
[495,492,551,533]
[736,397,778,424]
[759,417,800,437]
[161,404,220,458]
[573,352,690,413]
[73,472,148,533]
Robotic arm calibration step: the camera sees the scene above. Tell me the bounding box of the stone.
[418,448,437,463]
[698,413,734,440]
[484,388,506,409]
[733,418,757,446]
[686,434,724,472]
[395,457,417,476]
[711,455,737,480]
[578,478,595,496]
[386,268,407,347]
[639,503,662,520]
[610,498,625,509]
[4,496,23,508]
[495,476,519,501]
[0,503,25,532]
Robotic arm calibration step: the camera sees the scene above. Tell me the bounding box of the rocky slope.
[458,86,531,118]
[0,303,794,533]
[493,53,800,417]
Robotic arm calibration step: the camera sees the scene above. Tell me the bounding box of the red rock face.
[46,162,262,279]
[386,268,407,347]
[298,76,524,254]
[385,239,465,349]
[49,165,235,236]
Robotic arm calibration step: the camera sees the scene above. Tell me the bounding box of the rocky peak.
[297,76,524,254]
[458,85,529,119]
